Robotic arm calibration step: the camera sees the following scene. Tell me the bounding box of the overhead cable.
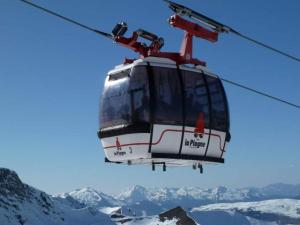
[17,0,300,110]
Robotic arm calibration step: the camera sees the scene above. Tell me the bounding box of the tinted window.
[206,75,228,131]
[100,66,149,129]
[153,67,183,125]
[182,70,210,127]
[129,66,150,123]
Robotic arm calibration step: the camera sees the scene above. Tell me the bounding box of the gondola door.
[204,75,229,158]
[150,66,184,155]
[180,69,211,157]
[99,66,152,163]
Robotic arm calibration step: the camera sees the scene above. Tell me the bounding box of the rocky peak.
[0,168,30,199]
[159,206,197,225]
[116,185,148,203]
[213,186,227,194]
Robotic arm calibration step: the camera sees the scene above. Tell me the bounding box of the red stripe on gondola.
[103,129,225,152]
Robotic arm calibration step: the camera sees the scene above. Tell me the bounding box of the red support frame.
[114,14,219,66]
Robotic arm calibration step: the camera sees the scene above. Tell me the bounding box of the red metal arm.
[169,15,218,43]
[115,32,148,57]
[113,15,219,66]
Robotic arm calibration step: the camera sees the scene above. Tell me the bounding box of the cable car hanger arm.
[105,15,218,66]
[19,0,218,66]
[18,0,300,67]
[164,0,300,63]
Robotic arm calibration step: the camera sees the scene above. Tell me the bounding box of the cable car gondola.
[18,0,300,172]
[98,57,230,170]
[97,3,231,171]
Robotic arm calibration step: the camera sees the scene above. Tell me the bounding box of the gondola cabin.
[98,57,230,170]
[95,1,232,171]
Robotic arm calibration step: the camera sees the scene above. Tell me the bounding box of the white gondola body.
[99,57,229,167]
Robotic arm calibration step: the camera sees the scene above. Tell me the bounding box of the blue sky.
[1,0,299,194]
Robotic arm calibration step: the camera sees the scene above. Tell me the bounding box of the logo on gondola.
[114,137,126,156]
[116,137,122,151]
[184,113,206,149]
[194,112,205,137]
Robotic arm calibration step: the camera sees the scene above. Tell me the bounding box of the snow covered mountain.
[64,183,300,218]
[1,167,300,225]
[191,199,300,225]
[109,206,199,225]
[57,187,121,208]
[0,168,198,225]
[114,184,300,207]
[0,168,115,225]
[115,185,149,203]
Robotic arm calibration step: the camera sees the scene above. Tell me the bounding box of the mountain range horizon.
[68,182,300,197]
[1,167,300,225]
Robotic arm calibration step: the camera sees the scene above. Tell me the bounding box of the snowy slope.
[109,206,199,225]
[0,168,200,225]
[2,167,300,225]
[191,199,300,225]
[193,199,300,219]
[0,168,115,225]
[65,184,300,217]
[58,187,121,207]
[116,217,179,225]
[67,185,165,216]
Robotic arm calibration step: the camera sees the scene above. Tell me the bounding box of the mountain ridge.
[0,168,199,225]
[1,167,300,225]
[0,168,116,225]
[110,183,300,206]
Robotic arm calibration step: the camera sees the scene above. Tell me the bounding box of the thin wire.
[220,77,300,109]
[18,0,113,38]
[17,0,300,110]
[229,29,300,63]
